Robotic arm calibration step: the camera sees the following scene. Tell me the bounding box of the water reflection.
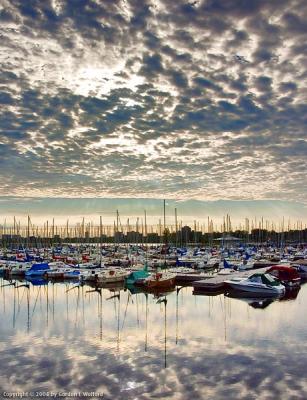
[225,293,276,309]
[0,277,307,399]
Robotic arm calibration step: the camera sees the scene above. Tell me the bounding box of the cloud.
[0,0,306,204]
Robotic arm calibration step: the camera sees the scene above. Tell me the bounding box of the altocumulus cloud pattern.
[0,0,306,201]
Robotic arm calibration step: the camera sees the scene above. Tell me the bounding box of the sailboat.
[136,200,175,290]
[125,263,150,285]
[136,270,175,289]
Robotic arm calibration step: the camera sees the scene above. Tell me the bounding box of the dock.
[175,272,216,284]
[192,267,269,291]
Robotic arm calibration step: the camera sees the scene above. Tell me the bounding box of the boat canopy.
[267,266,300,280]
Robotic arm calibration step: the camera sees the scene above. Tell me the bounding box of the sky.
[0,0,306,223]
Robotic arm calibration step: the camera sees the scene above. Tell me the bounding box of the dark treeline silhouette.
[1,226,307,247]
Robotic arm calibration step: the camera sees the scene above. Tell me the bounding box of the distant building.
[1,234,22,240]
[114,231,125,242]
[146,233,160,243]
[214,235,241,247]
[53,235,61,243]
[126,231,143,243]
[191,231,203,243]
[181,225,192,243]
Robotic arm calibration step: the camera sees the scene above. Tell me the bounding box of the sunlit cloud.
[0,0,306,206]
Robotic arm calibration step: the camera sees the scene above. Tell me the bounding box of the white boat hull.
[226,281,285,296]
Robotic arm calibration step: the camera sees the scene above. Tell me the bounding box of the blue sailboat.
[25,263,50,277]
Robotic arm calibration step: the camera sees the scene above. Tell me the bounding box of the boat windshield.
[249,275,262,283]
[263,273,280,285]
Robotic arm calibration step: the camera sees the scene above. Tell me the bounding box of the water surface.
[0,278,307,399]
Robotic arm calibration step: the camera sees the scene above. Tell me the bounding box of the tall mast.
[116,210,119,233]
[163,199,166,237]
[163,200,166,266]
[175,208,178,248]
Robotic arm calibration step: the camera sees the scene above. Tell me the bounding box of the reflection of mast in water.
[157,296,167,369]
[0,281,4,309]
[136,293,140,326]
[66,283,69,321]
[224,296,227,341]
[3,282,5,313]
[13,285,16,328]
[121,292,131,332]
[99,290,103,340]
[117,292,121,352]
[27,286,30,333]
[145,294,148,351]
[219,295,227,341]
[52,283,55,322]
[96,291,101,337]
[82,285,85,327]
[164,299,167,368]
[75,286,80,328]
[31,285,42,327]
[107,289,121,352]
[14,283,25,323]
[46,284,49,327]
[65,282,80,322]
[13,282,29,329]
[85,284,103,340]
[176,287,184,345]
[1,281,17,313]
[15,282,30,331]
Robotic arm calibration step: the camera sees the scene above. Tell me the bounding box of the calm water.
[0,278,307,400]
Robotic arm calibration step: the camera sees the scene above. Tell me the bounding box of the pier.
[192,267,269,291]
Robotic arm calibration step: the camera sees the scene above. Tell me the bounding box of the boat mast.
[144,210,148,263]
[163,200,166,267]
[175,208,178,248]
[100,216,102,266]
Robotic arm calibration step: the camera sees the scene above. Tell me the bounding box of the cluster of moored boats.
[0,244,306,296]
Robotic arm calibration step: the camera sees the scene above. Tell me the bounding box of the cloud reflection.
[0,281,307,399]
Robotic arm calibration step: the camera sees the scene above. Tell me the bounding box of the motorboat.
[225,273,285,296]
[6,262,32,276]
[217,268,237,275]
[291,263,307,280]
[204,257,220,269]
[237,259,255,271]
[217,259,237,275]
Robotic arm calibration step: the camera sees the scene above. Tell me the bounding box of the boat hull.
[141,277,176,289]
[96,275,126,283]
[226,281,285,296]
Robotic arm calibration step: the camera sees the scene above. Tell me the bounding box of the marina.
[0,242,306,398]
